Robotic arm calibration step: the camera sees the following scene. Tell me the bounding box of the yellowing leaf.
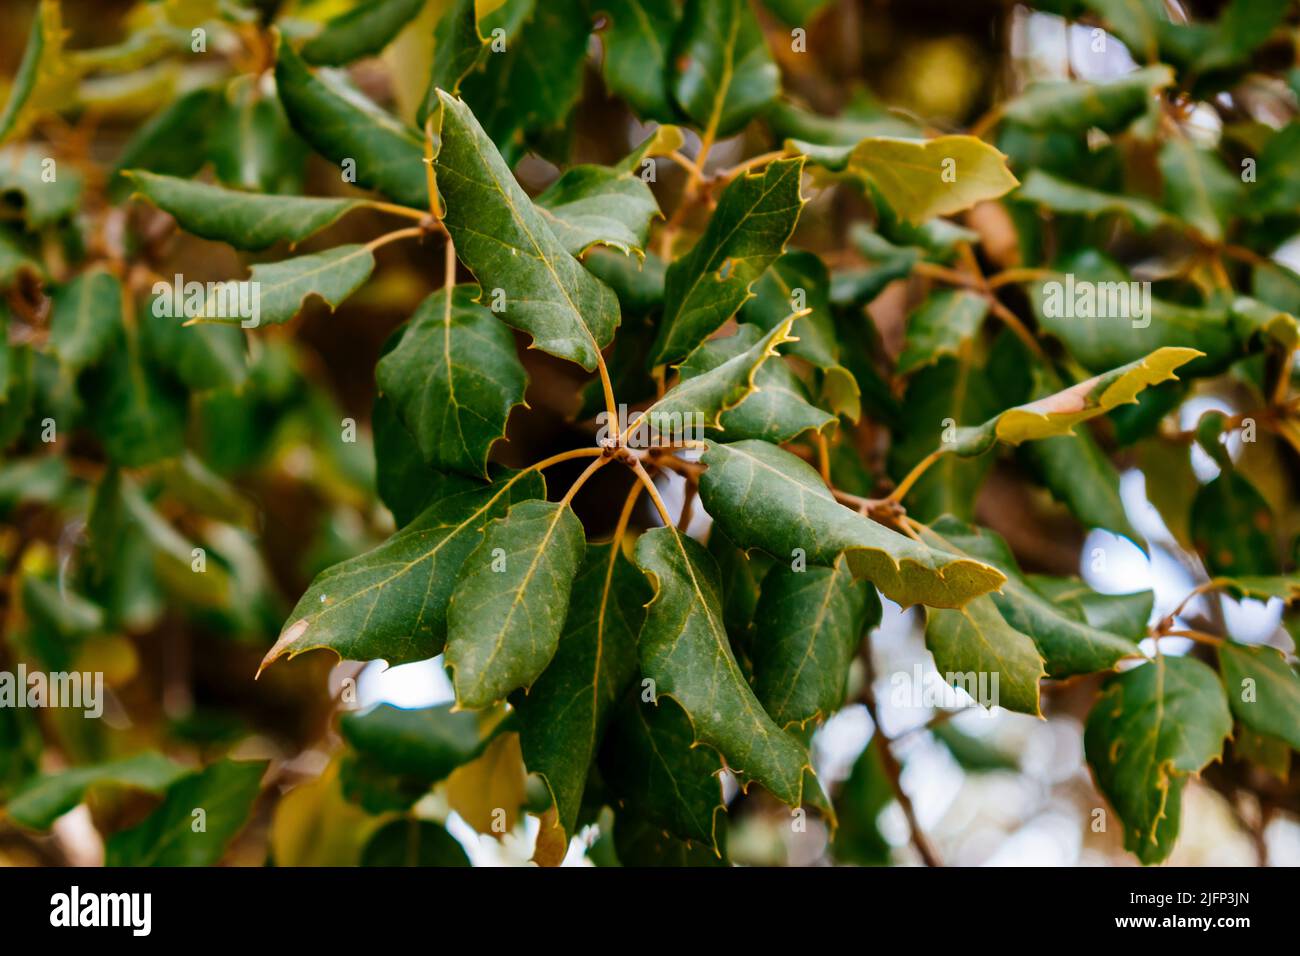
[271,759,383,867]
[0,0,79,145]
[445,729,527,838]
[794,134,1018,224]
[954,347,1202,456]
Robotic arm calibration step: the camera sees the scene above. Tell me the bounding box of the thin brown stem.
[677,482,698,531]
[559,456,610,507]
[629,458,672,526]
[667,150,701,177]
[594,349,619,432]
[985,296,1049,361]
[814,432,832,484]
[525,447,605,472]
[1159,629,1226,647]
[887,448,948,504]
[911,260,983,289]
[1161,578,1226,627]
[987,267,1057,290]
[859,658,942,867]
[363,200,436,226]
[364,226,426,252]
[444,234,457,287]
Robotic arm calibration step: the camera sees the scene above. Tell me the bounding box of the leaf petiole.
[559,456,610,507]
[629,458,672,526]
[887,447,949,504]
[364,225,428,252]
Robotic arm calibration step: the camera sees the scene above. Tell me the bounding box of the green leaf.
[516,542,648,837]
[0,146,83,228]
[769,90,921,149]
[708,527,770,638]
[1084,656,1231,865]
[1014,364,1142,543]
[0,704,41,802]
[430,90,620,371]
[534,128,675,258]
[142,302,248,392]
[446,498,588,708]
[699,439,1005,609]
[1081,0,1163,61]
[611,811,728,865]
[1028,576,1154,643]
[952,347,1202,456]
[458,0,590,157]
[215,244,376,327]
[799,135,1019,224]
[897,290,988,375]
[832,738,892,865]
[0,0,77,145]
[751,558,878,728]
[20,574,103,669]
[79,323,187,468]
[105,758,268,866]
[741,250,860,419]
[7,752,188,830]
[275,36,428,209]
[635,524,812,806]
[361,819,471,866]
[601,693,725,851]
[651,156,805,365]
[209,75,309,195]
[1001,66,1173,134]
[301,0,427,66]
[1029,253,1238,376]
[418,0,487,122]
[1233,727,1291,782]
[340,703,487,789]
[1191,471,1277,577]
[640,313,800,438]
[921,517,1140,677]
[933,722,1020,772]
[1249,122,1300,218]
[1014,169,1168,231]
[1218,642,1300,751]
[595,0,680,122]
[675,322,834,443]
[888,354,999,523]
[109,86,223,201]
[1230,296,1300,352]
[671,0,779,140]
[1213,576,1300,604]
[1158,0,1289,75]
[1022,428,1141,543]
[761,0,832,26]
[1158,139,1241,243]
[125,171,363,251]
[925,597,1046,717]
[48,268,121,373]
[263,472,544,672]
[376,285,526,478]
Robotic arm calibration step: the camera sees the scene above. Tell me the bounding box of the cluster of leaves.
[1,0,1299,867]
